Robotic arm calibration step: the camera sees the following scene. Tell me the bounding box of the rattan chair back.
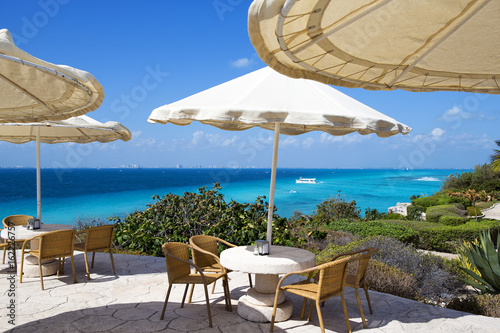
[317,256,351,302]
[20,229,77,290]
[39,229,76,260]
[2,214,34,228]
[350,247,379,287]
[189,235,219,269]
[83,225,114,251]
[162,242,192,282]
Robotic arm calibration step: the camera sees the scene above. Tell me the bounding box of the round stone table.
[1,223,75,277]
[220,245,315,323]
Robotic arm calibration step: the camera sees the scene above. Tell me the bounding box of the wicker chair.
[2,215,34,264]
[161,242,231,327]
[188,235,252,302]
[270,255,354,333]
[19,229,77,290]
[330,247,379,328]
[74,225,116,280]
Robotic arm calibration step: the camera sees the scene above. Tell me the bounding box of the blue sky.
[0,1,498,170]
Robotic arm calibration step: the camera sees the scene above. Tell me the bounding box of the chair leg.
[211,280,216,294]
[60,256,65,274]
[270,288,281,332]
[71,254,77,284]
[315,300,325,333]
[355,288,367,328]
[202,283,213,328]
[19,249,25,283]
[307,298,314,321]
[109,251,116,275]
[300,297,307,319]
[2,246,6,264]
[39,261,44,290]
[248,273,253,288]
[181,284,189,308]
[161,284,173,320]
[188,284,195,303]
[363,282,374,314]
[341,293,352,333]
[91,251,96,268]
[222,276,232,312]
[57,257,61,277]
[83,251,91,280]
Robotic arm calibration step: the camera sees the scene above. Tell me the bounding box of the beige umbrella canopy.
[149,67,411,244]
[0,115,132,220]
[248,0,500,94]
[0,28,105,123]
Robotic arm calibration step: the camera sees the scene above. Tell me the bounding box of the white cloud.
[319,132,369,144]
[302,137,314,149]
[439,106,472,122]
[280,137,298,147]
[191,131,240,147]
[230,57,253,68]
[192,131,205,145]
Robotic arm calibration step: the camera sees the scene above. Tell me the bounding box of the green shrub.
[365,260,418,299]
[425,204,466,223]
[443,163,500,192]
[406,205,425,221]
[447,294,500,317]
[383,212,404,220]
[407,220,500,252]
[364,207,387,221]
[467,206,482,216]
[412,192,468,208]
[112,184,298,256]
[313,191,360,223]
[325,220,419,244]
[439,215,468,226]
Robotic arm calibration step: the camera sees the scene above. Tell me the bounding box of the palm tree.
[492,140,500,172]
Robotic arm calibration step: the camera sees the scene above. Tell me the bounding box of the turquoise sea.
[0,168,470,226]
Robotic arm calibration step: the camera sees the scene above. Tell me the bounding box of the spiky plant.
[458,229,500,294]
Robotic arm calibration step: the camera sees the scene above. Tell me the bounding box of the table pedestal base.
[238,295,293,323]
[22,255,58,278]
[237,273,293,322]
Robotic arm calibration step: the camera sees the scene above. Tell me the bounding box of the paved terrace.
[1,251,499,333]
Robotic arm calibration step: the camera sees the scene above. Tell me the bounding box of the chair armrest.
[216,238,236,248]
[190,242,226,273]
[331,248,368,261]
[165,251,211,284]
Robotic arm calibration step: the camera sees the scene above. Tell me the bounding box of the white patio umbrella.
[248,0,500,94]
[148,67,411,244]
[0,115,132,221]
[0,28,105,123]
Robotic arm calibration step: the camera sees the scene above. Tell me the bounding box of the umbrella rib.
[278,0,391,54]
[387,0,490,87]
[0,53,94,113]
[0,72,58,114]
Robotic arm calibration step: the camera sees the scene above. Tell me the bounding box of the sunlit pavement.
[1,251,499,333]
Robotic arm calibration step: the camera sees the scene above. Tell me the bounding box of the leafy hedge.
[324,220,419,244]
[425,203,467,224]
[412,192,468,208]
[397,220,500,252]
[111,184,298,257]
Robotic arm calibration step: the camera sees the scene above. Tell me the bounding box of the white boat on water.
[296,177,317,184]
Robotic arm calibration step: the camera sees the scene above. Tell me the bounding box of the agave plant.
[459,229,500,294]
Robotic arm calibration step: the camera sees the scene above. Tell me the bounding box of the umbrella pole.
[267,123,280,245]
[36,127,41,221]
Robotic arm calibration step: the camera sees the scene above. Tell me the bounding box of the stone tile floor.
[1,251,499,333]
